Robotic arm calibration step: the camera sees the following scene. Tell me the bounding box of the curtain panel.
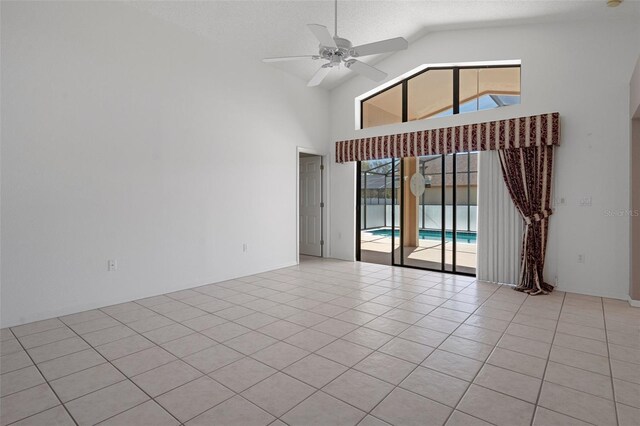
[477,151,523,286]
[335,112,559,163]
[498,145,555,295]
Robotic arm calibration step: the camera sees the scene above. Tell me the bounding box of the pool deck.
[360,232,477,274]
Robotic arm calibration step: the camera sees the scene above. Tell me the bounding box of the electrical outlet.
[107,259,117,271]
[577,254,585,264]
[242,243,248,253]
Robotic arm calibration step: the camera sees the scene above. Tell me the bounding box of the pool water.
[368,228,477,244]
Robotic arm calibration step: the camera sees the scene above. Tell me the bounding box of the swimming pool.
[368,228,477,244]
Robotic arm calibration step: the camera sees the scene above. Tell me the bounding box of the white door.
[300,156,322,257]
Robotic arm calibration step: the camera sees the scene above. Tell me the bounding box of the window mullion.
[402,80,408,123]
[453,67,460,115]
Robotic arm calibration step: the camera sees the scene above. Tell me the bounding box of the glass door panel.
[359,159,395,265]
[444,154,455,272]
[392,159,402,265]
[455,152,478,274]
[402,156,444,270]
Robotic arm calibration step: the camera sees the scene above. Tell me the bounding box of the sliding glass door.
[357,153,477,275]
[358,159,398,266]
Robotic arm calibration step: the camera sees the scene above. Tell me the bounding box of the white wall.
[329,18,640,300]
[630,57,640,301]
[1,1,330,327]
[631,56,640,117]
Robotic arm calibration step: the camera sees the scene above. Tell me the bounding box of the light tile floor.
[1,256,639,425]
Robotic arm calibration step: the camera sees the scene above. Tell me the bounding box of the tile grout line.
[445,283,529,426]
[450,289,605,426]
[4,327,77,352]
[69,274,360,414]
[1,362,112,401]
[494,292,606,424]
[10,316,185,378]
[271,277,489,426]
[527,290,566,426]
[602,298,621,426]
[157,269,439,367]
[361,279,506,426]
[181,275,485,424]
[7,335,87,364]
[5,328,80,426]
[524,295,615,426]
[67,271,415,424]
[242,272,511,425]
[89,291,314,425]
[60,307,187,426]
[178,268,432,425]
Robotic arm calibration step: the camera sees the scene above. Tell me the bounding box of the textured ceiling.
[127,0,639,89]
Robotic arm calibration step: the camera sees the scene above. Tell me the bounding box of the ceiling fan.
[262,0,408,87]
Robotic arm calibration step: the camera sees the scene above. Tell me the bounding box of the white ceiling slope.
[128,0,640,90]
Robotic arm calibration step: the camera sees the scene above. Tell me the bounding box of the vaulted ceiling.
[128,1,639,89]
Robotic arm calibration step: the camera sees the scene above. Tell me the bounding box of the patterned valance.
[335,112,560,163]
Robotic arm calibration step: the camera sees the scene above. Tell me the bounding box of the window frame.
[359,64,521,129]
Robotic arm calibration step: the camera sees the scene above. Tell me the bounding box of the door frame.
[296,147,326,264]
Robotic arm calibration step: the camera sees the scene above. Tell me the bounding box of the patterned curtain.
[498,145,555,295]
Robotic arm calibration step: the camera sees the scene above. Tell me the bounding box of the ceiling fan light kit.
[262,0,408,87]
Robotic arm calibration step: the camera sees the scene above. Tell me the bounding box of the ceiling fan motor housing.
[319,37,352,66]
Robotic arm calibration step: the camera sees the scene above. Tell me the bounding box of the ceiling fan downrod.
[334,0,338,37]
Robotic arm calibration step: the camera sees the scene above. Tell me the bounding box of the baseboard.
[2,260,301,328]
[555,283,627,302]
[629,298,640,308]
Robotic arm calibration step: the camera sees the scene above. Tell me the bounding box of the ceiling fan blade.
[345,60,387,82]
[307,24,337,48]
[262,55,319,63]
[307,65,332,87]
[351,37,408,57]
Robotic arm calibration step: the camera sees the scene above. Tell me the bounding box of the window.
[360,64,520,129]
[408,69,454,121]
[362,84,402,129]
[459,67,521,114]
